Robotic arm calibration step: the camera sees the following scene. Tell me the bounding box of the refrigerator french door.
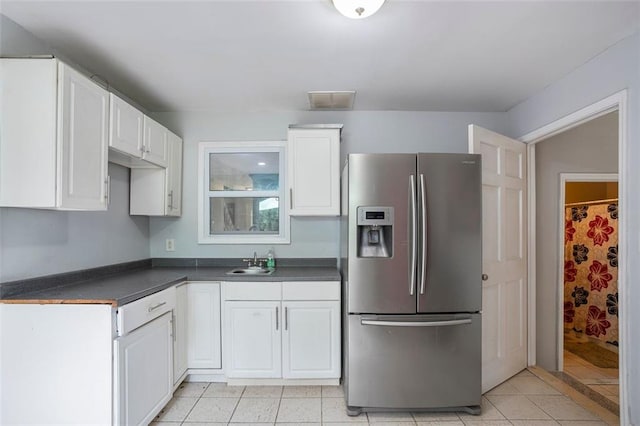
[342,153,482,415]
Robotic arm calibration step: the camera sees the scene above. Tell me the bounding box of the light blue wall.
[0,164,151,282]
[149,110,508,259]
[507,32,640,424]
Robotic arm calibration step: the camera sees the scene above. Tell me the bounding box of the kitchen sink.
[226,267,274,275]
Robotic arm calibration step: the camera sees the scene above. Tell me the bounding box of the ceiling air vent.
[308,91,356,110]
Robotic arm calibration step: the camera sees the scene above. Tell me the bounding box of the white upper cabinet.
[0,58,109,210]
[129,130,183,216]
[287,126,341,216]
[109,93,144,158]
[143,116,169,167]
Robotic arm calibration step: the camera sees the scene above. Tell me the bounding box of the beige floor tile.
[230,397,280,423]
[527,395,600,421]
[174,381,210,398]
[184,397,238,423]
[412,411,461,421]
[149,422,181,425]
[322,385,346,398]
[557,422,608,426]
[415,421,464,426]
[276,398,321,423]
[459,421,512,425]
[231,423,276,426]
[243,385,283,398]
[367,411,416,422]
[322,397,368,422]
[282,385,322,398]
[366,422,417,425]
[486,395,551,420]
[154,397,199,422]
[458,397,505,421]
[509,421,560,425]
[203,382,245,398]
[516,369,535,377]
[508,377,562,395]
[181,423,227,426]
[485,381,520,395]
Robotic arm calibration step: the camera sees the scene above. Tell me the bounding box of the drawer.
[282,281,340,300]
[117,286,176,336]
[223,282,281,300]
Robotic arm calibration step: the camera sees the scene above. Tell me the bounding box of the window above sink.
[198,141,290,244]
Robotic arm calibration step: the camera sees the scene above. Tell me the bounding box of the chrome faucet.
[242,251,265,268]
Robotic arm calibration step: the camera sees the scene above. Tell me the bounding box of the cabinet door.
[224,301,281,378]
[187,283,222,369]
[282,301,341,379]
[142,116,168,167]
[166,132,183,216]
[288,128,340,216]
[114,312,173,426]
[109,93,143,157]
[174,284,188,384]
[57,62,109,210]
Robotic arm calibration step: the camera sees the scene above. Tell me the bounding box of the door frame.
[519,90,628,420]
[557,173,619,371]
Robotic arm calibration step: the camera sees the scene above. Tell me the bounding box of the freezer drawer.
[345,313,481,412]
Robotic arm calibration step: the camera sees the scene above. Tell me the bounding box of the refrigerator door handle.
[409,174,417,296]
[419,173,427,295]
[361,319,472,327]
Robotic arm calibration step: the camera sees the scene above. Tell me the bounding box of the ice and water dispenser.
[356,206,393,258]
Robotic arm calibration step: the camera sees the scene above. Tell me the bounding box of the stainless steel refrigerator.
[340,153,482,416]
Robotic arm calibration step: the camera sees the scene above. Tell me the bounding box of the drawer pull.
[148,301,167,313]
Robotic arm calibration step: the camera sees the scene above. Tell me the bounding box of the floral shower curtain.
[564,201,618,347]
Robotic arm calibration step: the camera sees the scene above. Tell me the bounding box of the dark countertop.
[0,266,341,307]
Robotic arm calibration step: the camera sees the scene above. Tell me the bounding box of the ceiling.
[1,1,639,113]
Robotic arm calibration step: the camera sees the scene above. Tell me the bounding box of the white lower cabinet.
[114,311,173,426]
[282,301,341,379]
[187,282,222,369]
[174,283,188,384]
[222,281,341,380]
[224,300,282,378]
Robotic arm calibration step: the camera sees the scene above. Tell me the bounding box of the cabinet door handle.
[148,301,167,312]
[275,306,279,330]
[289,188,293,210]
[104,176,110,204]
[168,190,174,209]
[171,313,176,342]
[285,306,288,330]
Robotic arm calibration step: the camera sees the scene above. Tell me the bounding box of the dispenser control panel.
[357,206,394,226]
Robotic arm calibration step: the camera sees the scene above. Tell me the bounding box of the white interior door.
[469,124,528,393]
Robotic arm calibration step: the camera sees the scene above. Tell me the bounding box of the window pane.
[209,152,279,191]
[209,197,280,234]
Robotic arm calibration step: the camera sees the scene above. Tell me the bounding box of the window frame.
[197,140,290,244]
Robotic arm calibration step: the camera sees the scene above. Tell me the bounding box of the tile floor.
[152,369,617,426]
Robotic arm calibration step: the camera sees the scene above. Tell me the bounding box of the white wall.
[0,164,150,282]
[534,112,618,370]
[149,110,508,259]
[507,32,640,424]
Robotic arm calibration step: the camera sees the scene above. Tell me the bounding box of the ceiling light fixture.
[258,162,266,166]
[332,0,385,19]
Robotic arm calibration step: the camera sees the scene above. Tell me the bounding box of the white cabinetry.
[187,282,222,370]
[174,283,188,384]
[129,130,183,216]
[282,300,341,379]
[109,93,144,159]
[114,312,173,426]
[287,126,341,216]
[222,281,341,380]
[0,58,109,210]
[225,300,282,378]
[143,116,169,167]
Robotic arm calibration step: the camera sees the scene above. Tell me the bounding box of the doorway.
[560,178,619,413]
